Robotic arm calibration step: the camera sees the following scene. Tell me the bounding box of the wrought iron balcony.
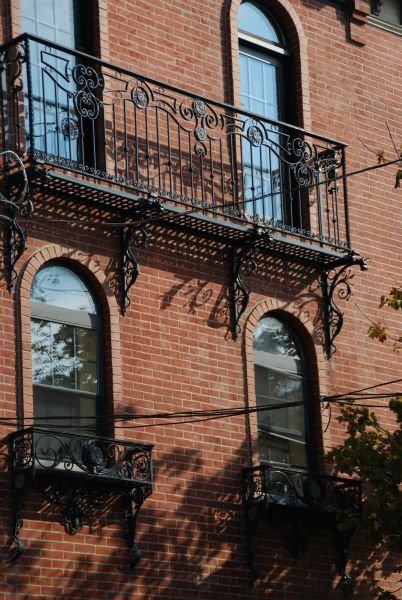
[0,34,355,258]
[243,464,362,591]
[243,464,362,514]
[10,426,153,485]
[0,34,366,348]
[8,427,153,568]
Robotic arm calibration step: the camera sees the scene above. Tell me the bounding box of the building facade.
[0,0,401,598]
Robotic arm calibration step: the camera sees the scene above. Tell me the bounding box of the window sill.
[368,15,402,36]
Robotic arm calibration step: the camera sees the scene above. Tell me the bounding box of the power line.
[321,378,402,401]
[0,379,399,433]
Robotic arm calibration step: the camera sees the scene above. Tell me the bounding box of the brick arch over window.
[228,0,312,130]
[243,298,329,467]
[17,245,122,426]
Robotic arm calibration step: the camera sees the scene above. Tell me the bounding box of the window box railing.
[242,464,362,588]
[243,464,362,514]
[0,33,352,252]
[10,426,153,485]
[8,427,153,568]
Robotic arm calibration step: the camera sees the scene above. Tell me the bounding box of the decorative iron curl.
[72,64,104,119]
[5,42,25,91]
[230,239,260,341]
[131,86,149,109]
[320,263,355,357]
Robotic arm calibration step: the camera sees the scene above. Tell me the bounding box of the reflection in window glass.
[31,264,101,433]
[238,2,281,44]
[374,0,401,24]
[32,320,97,394]
[254,316,308,469]
[31,264,97,313]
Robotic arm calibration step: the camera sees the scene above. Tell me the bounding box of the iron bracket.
[230,235,261,341]
[117,195,165,315]
[244,502,263,585]
[118,223,148,315]
[5,213,26,291]
[320,256,368,357]
[123,485,152,568]
[335,524,357,598]
[9,473,25,565]
[10,473,152,569]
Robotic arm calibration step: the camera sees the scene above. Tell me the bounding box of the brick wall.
[0,0,401,598]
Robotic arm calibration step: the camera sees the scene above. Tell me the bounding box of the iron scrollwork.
[9,427,153,567]
[119,224,148,316]
[124,486,153,568]
[0,150,30,290]
[243,465,362,593]
[230,236,261,341]
[321,257,368,357]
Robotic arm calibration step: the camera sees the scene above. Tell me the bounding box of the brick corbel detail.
[347,0,370,46]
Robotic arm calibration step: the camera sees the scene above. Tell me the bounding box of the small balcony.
[243,464,362,587]
[8,427,153,567]
[10,426,153,485]
[0,33,357,268]
[243,464,362,513]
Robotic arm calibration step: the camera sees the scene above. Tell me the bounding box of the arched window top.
[238,2,283,47]
[31,264,97,314]
[254,316,300,358]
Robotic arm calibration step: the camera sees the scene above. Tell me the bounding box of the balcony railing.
[242,464,362,587]
[10,426,153,485]
[0,33,352,253]
[8,427,153,566]
[243,464,362,514]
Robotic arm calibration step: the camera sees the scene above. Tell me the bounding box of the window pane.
[238,2,281,44]
[32,319,98,393]
[75,328,98,394]
[31,265,97,313]
[34,386,97,433]
[254,316,300,357]
[377,0,401,23]
[254,317,308,469]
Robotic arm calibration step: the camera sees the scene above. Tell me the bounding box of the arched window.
[253,315,309,469]
[238,2,290,221]
[30,263,103,433]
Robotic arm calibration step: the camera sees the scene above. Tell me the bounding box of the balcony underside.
[29,166,354,270]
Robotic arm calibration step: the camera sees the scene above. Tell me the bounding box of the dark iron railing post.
[24,36,35,162]
[341,146,352,250]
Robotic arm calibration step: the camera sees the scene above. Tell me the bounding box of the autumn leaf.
[368,323,390,342]
[376,150,386,164]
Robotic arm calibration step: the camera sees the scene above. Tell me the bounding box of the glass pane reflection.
[32,319,97,394]
[254,317,308,469]
[254,316,299,357]
[238,2,281,44]
[31,265,97,313]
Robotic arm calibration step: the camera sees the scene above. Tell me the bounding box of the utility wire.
[0,381,399,433]
[321,378,402,401]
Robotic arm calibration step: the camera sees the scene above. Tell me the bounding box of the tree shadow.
[1,435,400,599]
